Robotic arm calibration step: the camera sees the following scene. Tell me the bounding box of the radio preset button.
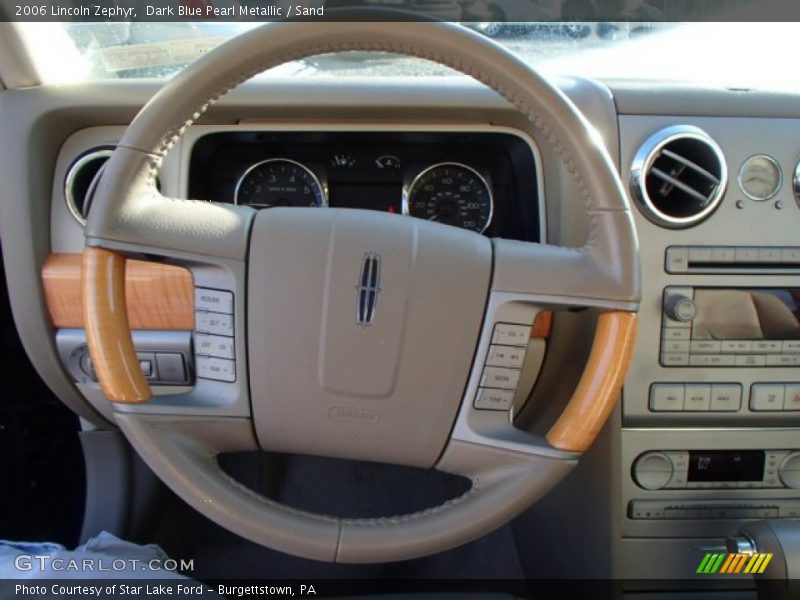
[751,384,786,411]
[688,247,713,262]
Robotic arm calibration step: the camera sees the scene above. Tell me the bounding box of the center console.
[618,114,800,581]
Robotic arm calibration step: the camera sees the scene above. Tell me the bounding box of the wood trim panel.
[546,311,638,453]
[82,247,152,403]
[42,253,194,330]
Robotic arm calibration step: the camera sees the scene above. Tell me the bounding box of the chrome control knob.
[633,452,675,490]
[664,295,697,322]
[779,452,800,489]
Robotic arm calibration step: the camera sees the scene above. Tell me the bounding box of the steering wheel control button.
[155,353,188,384]
[633,452,675,490]
[480,366,522,390]
[491,323,530,347]
[195,288,233,314]
[474,388,515,411]
[750,384,785,411]
[485,345,525,369]
[195,311,233,336]
[196,356,236,382]
[194,333,235,360]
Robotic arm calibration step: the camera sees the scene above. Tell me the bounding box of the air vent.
[64,147,114,225]
[630,125,728,228]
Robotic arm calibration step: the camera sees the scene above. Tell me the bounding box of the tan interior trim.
[43,253,194,330]
[82,248,152,403]
[546,311,638,452]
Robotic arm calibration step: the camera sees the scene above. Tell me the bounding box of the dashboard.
[4,75,800,585]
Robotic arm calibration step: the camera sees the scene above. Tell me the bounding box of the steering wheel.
[82,19,639,563]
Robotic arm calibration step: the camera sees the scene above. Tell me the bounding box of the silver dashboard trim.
[64,147,114,226]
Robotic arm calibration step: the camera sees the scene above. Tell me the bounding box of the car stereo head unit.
[660,286,800,367]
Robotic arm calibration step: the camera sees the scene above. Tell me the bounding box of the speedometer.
[234,158,326,208]
[404,163,493,233]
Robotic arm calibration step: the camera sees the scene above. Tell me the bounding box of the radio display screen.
[688,450,765,482]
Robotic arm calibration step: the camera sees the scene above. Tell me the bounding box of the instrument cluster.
[188,130,541,241]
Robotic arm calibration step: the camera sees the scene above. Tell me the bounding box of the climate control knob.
[779,452,800,489]
[664,295,697,322]
[633,451,675,490]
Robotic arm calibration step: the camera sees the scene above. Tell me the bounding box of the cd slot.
[666,246,800,274]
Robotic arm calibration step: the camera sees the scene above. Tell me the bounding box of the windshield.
[16,21,798,91]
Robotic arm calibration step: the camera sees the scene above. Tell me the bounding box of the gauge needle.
[428,214,439,221]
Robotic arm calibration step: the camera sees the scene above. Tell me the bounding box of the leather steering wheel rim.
[82,17,640,563]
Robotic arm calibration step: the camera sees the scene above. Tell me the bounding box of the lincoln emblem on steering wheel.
[357,252,382,327]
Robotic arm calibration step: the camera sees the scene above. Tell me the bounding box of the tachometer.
[234,158,326,207]
[404,162,493,233]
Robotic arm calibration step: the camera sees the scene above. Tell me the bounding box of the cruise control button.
[474,388,515,411]
[196,356,236,382]
[480,366,521,390]
[195,311,233,336]
[750,384,785,411]
[485,345,525,368]
[195,288,233,314]
[491,323,530,347]
[194,333,235,360]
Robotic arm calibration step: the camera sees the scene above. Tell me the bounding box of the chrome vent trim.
[630,125,728,229]
[64,147,114,226]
